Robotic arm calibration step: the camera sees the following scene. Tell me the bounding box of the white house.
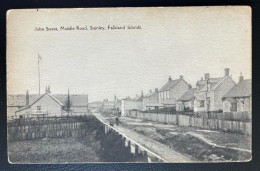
[15,93,65,118]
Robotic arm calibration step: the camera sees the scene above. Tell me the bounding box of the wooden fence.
[7,116,89,141]
[126,111,251,135]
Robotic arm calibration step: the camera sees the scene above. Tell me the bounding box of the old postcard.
[7,7,252,163]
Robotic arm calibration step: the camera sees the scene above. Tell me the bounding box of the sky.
[7,7,251,102]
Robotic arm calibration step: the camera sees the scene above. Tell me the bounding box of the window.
[167,91,170,98]
[199,100,204,108]
[231,102,237,111]
[241,101,245,110]
[37,106,41,111]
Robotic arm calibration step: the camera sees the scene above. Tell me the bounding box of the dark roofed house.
[177,88,197,112]
[222,79,251,113]
[159,75,190,107]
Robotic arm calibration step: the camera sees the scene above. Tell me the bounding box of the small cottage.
[177,88,196,112]
[222,78,251,113]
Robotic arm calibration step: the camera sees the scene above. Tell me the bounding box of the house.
[52,94,88,115]
[194,68,236,112]
[142,88,164,111]
[159,75,191,107]
[121,99,143,117]
[102,99,115,112]
[177,88,197,112]
[8,88,89,118]
[15,93,65,118]
[7,91,40,120]
[115,100,122,111]
[222,76,251,113]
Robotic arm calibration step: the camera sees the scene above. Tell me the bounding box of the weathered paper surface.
[7,7,251,163]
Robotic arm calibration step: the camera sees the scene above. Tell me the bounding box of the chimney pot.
[205,73,210,80]
[239,72,244,82]
[180,75,183,80]
[169,76,172,82]
[225,68,230,76]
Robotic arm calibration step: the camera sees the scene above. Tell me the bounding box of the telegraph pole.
[38,53,41,95]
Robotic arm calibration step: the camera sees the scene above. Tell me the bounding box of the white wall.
[121,100,142,117]
[30,94,63,116]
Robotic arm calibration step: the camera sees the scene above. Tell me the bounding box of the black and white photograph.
[7,7,252,163]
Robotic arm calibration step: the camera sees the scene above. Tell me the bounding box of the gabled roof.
[7,94,88,107]
[30,93,64,106]
[159,79,181,91]
[178,88,196,101]
[223,79,251,98]
[197,77,224,91]
[15,93,64,113]
[197,76,235,91]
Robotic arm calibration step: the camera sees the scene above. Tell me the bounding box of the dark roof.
[7,94,40,106]
[178,88,196,101]
[159,79,181,91]
[53,94,88,106]
[196,77,224,91]
[7,93,88,107]
[223,79,251,98]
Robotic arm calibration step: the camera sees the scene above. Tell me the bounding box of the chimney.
[205,73,210,80]
[141,91,144,97]
[225,68,230,76]
[48,85,51,94]
[180,75,183,80]
[155,88,158,93]
[239,72,244,82]
[45,86,48,93]
[150,89,152,93]
[201,77,203,81]
[169,76,172,82]
[26,90,29,107]
[188,84,192,89]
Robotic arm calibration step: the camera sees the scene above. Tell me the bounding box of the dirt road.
[94,113,193,162]
[95,113,251,162]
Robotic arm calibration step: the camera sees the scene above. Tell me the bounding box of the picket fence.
[127,111,251,135]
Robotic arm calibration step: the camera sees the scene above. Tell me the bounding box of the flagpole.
[38,53,41,95]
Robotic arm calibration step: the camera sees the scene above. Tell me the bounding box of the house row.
[126,68,251,114]
[7,87,89,119]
